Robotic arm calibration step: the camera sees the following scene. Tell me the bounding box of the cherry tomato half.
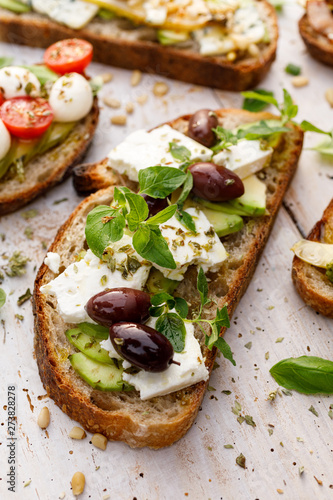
[44,39,93,75]
[0,97,54,140]
[0,92,5,106]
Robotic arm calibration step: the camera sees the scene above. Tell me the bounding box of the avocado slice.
[75,322,109,340]
[0,0,31,13]
[193,197,250,216]
[229,175,266,216]
[69,352,129,391]
[66,330,112,364]
[146,268,179,295]
[199,206,244,237]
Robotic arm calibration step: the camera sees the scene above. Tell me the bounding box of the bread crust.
[0,99,99,215]
[292,199,333,317]
[0,2,278,90]
[299,13,333,66]
[33,109,303,448]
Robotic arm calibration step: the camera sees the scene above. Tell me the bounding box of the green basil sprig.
[242,89,275,113]
[270,356,333,394]
[241,88,298,125]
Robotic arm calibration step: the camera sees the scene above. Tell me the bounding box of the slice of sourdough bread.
[292,198,333,317]
[0,1,278,90]
[33,109,303,449]
[0,99,99,216]
[299,12,333,67]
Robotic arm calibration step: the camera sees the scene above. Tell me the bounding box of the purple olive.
[110,322,174,372]
[85,288,151,327]
[188,109,218,148]
[189,162,244,202]
[140,193,168,218]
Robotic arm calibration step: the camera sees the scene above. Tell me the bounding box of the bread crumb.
[136,94,148,105]
[277,489,284,494]
[126,102,134,114]
[291,76,309,87]
[59,493,66,499]
[111,115,127,126]
[325,88,333,107]
[131,70,142,86]
[153,82,169,97]
[99,73,113,83]
[103,97,121,108]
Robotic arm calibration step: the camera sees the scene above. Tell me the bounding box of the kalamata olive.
[188,109,218,148]
[110,322,174,372]
[85,288,151,327]
[189,162,244,202]
[140,193,168,218]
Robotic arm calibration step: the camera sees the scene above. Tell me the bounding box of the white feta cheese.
[44,252,61,274]
[144,1,167,24]
[155,207,227,280]
[32,0,98,29]
[40,247,151,323]
[0,119,11,162]
[107,124,212,182]
[212,140,272,179]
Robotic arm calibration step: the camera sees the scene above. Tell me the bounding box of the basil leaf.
[212,336,236,366]
[300,120,332,137]
[238,121,289,140]
[113,186,131,211]
[0,57,13,69]
[138,166,187,198]
[197,267,209,306]
[241,91,279,110]
[155,312,186,352]
[75,322,109,340]
[242,89,274,112]
[212,126,239,153]
[285,63,301,76]
[176,171,193,208]
[22,65,59,84]
[175,209,196,233]
[151,292,175,306]
[312,136,333,155]
[174,297,188,318]
[125,192,149,231]
[281,89,298,124]
[169,142,191,162]
[149,305,165,317]
[0,288,6,309]
[206,306,230,350]
[146,204,177,225]
[85,205,125,258]
[270,356,333,394]
[132,225,176,269]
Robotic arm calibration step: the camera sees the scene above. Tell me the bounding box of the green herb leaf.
[113,186,132,209]
[281,88,298,124]
[270,356,333,394]
[211,336,235,365]
[175,209,196,233]
[241,90,279,110]
[17,288,32,306]
[0,288,6,308]
[169,142,191,162]
[242,89,275,112]
[300,120,332,136]
[125,192,149,231]
[211,126,239,153]
[132,225,176,269]
[146,204,177,225]
[149,305,165,317]
[197,267,209,306]
[174,297,188,318]
[0,57,13,69]
[138,166,187,198]
[155,312,186,352]
[312,136,333,155]
[151,292,175,307]
[285,63,301,76]
[176,171,193,208]
[21,65,59,84]
[85,205,125,258]
[238,121,289,140]
[206,305,231,351]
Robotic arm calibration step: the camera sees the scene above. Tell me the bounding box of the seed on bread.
[71,472,85,496]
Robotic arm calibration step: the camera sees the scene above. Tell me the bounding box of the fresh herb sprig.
[150,268,235,364]
[300,121,333,156]
[242,89,275,113]
[241,88,298,125]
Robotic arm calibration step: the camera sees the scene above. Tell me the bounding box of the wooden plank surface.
[0,2,333,499]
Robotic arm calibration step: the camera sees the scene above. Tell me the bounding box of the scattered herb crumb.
[53,198,68,205]
[237,416,245,424]
[309,405,319,417]
[328,409,333,419]
[280,441,284,447]
[23,480,31,487]
[224,444,234,449]
[222,390,231,395]
[236,453,246,469]
[299,466,305,476]
[281,389,292,396]
[296,437,304,443]
[245,415,256,427]
[244,342,252,350]
[267,305,275,310]
[268,428,274,436]
[265,351,270,360]
[24,227,33,240]
[95,466,100,471]
[207,446,212,451]
[15,314,24,321]
[275,337,284,343]
[17,288,32,306]
[42,241,47,250]
[232,401,242,415]
[207,386,216,392]
[285,63,301,76]
[21,209,39,219]
[3,251,30,277]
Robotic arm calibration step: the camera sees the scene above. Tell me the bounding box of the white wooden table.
[0,2,333,499]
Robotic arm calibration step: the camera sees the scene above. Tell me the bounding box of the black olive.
[110,322,174,372]
[140,193,168,218]
[188,109,218,148]
[85,288,151,327]
[189,162,244,202]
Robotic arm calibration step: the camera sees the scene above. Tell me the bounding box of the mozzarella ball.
[49,73,93,122]
[0,119,11,161]
[0,66,41,99]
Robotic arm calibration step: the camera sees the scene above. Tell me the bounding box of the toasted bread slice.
[292,199,333,317]
[0,2,278,91]
[33,109,303,449]
[0,99,99,216]
[299,12,333,67]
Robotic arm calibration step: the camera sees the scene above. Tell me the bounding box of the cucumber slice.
[66,330,112,364]
[229,175,266,216]
[193,197,250,216]
[199,206,244,237]
[0,0,31,13]
[146,268,179,295]
[76,322,109,340]
[69,352,128,391]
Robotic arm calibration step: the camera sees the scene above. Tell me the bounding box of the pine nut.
[248,43,260,57]
[291,76,309,87]
[125,102,134,114]
[136,94,148,105]
[153,82,169,97]
[37,406,50,429]
[99,73,113,83]
[226,51,236,61]
[69,427,86,440]
[111,115,127,126]
[103,96,121,108]
[59,493,66,499]
[325,88,333,107]
[91,433,108,450]
[131,69,142,86]
[71,472,85,496]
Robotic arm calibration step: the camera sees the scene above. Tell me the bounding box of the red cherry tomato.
[0,97,54,139]
[44,39,93,75]
[0,92,5,106]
